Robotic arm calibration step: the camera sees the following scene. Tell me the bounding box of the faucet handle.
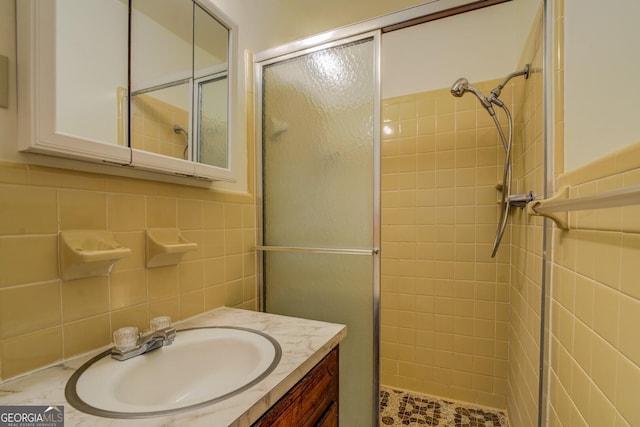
[150,316,171,331]
[113,326,139,351]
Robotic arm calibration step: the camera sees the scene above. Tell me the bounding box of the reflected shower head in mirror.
[173,125,188,138]
[173,125,188,159]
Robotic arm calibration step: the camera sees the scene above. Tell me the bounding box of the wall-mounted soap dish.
[60,230,132,280]
[145,229,198,268]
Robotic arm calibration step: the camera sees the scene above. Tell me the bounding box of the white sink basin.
[65,327,281,418]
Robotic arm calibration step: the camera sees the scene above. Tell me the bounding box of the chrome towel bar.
[255,245,379,256]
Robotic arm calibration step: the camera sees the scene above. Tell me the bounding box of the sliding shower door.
[257,33,380,427]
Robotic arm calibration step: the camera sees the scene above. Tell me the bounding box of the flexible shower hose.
[490,104,513,258]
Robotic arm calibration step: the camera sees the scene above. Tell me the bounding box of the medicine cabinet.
[16,0,237,182]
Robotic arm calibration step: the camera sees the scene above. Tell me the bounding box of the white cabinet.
[16,0,237,183]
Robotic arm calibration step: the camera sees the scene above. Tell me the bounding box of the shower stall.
[256,1,546,426]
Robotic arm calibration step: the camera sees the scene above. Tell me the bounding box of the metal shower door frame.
[254,30,382,426]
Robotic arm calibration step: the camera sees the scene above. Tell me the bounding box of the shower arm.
[490,64,530,100]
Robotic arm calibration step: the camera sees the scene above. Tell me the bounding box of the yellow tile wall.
[380,78,514,409]
[0,162,257,381]
[549,161,640,426]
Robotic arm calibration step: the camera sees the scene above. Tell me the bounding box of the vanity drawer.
[253,346,339,427]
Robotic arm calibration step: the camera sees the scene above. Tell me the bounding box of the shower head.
[450,77,469,98]
[450,77,493,111]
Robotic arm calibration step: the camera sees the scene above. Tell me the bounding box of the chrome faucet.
[111,326,177,361]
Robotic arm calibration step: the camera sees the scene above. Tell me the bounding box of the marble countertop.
[0,307,347,426]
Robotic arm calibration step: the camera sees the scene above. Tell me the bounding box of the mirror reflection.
[194,3,229,169]
[56,0,129,146]
[195,75,228,167]
[194,3,228,75]
[130,0,230,168]
[130,82,191,159]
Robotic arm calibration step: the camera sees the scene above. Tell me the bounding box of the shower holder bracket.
[508,191,536,209]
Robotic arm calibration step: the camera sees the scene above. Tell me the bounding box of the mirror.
[130,0,230,169]
[194,3,229,169]
[194,75,229,167]
[56,0,129,147]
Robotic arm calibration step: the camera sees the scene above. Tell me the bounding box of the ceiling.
[213,0,441,50]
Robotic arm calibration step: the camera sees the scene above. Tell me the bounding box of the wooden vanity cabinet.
[253,346,339,427]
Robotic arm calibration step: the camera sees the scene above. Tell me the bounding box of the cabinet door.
[253,347,339,427]
[315,402,338,427]
[17,0,130,165]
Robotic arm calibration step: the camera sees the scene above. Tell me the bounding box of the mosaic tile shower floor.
[379,386,510,427]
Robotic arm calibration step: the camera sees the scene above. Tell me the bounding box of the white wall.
[382,0,539,98]
[564,1,640,171]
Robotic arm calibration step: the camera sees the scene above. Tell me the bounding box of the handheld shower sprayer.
[450,77,495,114]
[450,77,469,98]
[449,65,532,257]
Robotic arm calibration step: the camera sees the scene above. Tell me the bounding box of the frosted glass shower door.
[258,35,379,427]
